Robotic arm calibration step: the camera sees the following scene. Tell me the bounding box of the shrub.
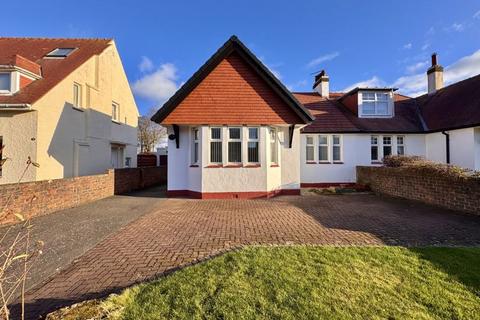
[382,155,480,180]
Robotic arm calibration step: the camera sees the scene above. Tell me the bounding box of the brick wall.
[113,166,167,195]
[357,166,480,215]
[0,170,114,225]
[0,166,167,225]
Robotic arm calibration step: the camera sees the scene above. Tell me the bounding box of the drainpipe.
[441,131,450,164]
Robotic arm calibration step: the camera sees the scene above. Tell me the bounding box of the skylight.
[45,48,76,58]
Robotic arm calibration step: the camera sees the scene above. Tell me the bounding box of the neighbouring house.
[0,38,139,184]
[152,36,480,198]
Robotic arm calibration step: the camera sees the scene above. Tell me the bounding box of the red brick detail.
[0,167,167,225]
[19,75,34,89]
[167,189,300,199]
[301,182,368,191]
[340,92,359,115]
[162,52,303,125]
[137,153,157,167]
[356,166,480,215]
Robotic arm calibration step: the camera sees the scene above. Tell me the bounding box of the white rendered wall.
[475,128,480,170]
[300,133,426,184]
[280,127,301,189]
[426,128,476,170]
[167,125,194,192]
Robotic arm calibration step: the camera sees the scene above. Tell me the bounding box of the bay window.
[371,135,406,161]
[332,135,342,162]
[318,135,328,162]
[247,127,259,163]
[210,127,222,163]
[306,136,314,162]
[269,128,277,164]
[228,127,242,163]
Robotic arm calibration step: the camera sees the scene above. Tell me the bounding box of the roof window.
[45,48,76,58]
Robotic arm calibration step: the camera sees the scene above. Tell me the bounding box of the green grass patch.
[54,246,480,320]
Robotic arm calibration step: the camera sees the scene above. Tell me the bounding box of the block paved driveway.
[15,193,480,319]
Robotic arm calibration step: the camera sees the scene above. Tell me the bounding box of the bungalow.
[152,36,480,198]
[0,38,139,184]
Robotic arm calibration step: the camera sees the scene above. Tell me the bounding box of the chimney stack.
[313,70,329,98]
[427,53,444,94]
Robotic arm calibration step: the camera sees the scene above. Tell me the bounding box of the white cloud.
[474,10,480,19]
[259,57,282,80]
[132,63,179,104]
[139,56,154,73]
[343,76,386,92]
[394,49,480,96]
[406,61,429,74]
[268,66,282,80]
[403,43,412,50]
[426,26,435,36]
[447,22,465,32]
[307,52,340,68]
[421,43,430,51]
[287,79,308,91]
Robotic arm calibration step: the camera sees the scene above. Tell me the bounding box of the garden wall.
[356,166,480,215]
[0,166,167,224]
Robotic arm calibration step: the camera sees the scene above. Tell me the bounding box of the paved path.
[2,186,165,303]
[14,193,480,319]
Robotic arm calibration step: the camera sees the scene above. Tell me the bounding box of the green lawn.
[53,246,480,320]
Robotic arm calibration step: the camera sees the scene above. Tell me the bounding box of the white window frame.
[0,73,12,94]
[318,135,329,163]
[360,91,392,117]
[112,102,120,122]
[383,136,392,158]
[73,83,82,108]
[247,127,260,164]
[227,127,242,164]
[371,135,379,162]
[191,127,199,165]
[269,127,278,165]
[209,127,223,164]
[332,135,342,163]
[397,136,405,155]
[306,135,315,162]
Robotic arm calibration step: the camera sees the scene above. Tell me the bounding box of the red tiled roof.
[0,38,111,105]
[294,92,424,133]
[417,74,480,131]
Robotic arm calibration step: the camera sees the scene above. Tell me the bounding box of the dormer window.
[360,92,391,117]
[0,73,11,94]
[45,48,76,58]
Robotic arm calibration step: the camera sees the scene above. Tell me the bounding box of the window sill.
[112,120,122,125]
[224,164,243,168]
[371,161,382,164]
[189,164,199,168]
[206,164,223,168]
[244,164,261,168]
[270,164,280,167]
[333,161,344,164]
[72,106,84,112]
[318,161,331,164]
[306,161,317,164]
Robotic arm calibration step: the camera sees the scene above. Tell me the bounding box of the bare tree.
[138,108,167,153]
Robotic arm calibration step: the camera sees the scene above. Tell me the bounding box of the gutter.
[441,131,450,164]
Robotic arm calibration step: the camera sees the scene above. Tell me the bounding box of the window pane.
[248,128,258,140]
[377,93,388,101]
[383,146,392,157]
[210,141,222,163]
[248,142,259,162]
[333,135,340,145]
[371,136,378,144]
[211,128,221,139]
[319,145,328,161]
[0,74,10,91]
[319,136,328,144]
[333,146,341,161]
[228,141,242,162]
[397,136,404,145]
[194,143,199,163]
[270,129,277,163]
[371,146,378,160]
[397,146,405,155]
[363,92,375,100]
[363,102,375,114]
[306,146,314,161]
[377,102,388,115]
[229,128,241,139]
[193,129,199,140]
[383,136,391,145]
[306,136,313,145]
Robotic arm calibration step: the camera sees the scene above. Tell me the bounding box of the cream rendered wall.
[34,41,138,181]
[300,133,426,184]
[0,110,38,184]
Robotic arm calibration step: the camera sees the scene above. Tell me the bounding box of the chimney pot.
[431,53,438,66]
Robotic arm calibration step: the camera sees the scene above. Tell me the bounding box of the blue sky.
[2,0,480,115]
